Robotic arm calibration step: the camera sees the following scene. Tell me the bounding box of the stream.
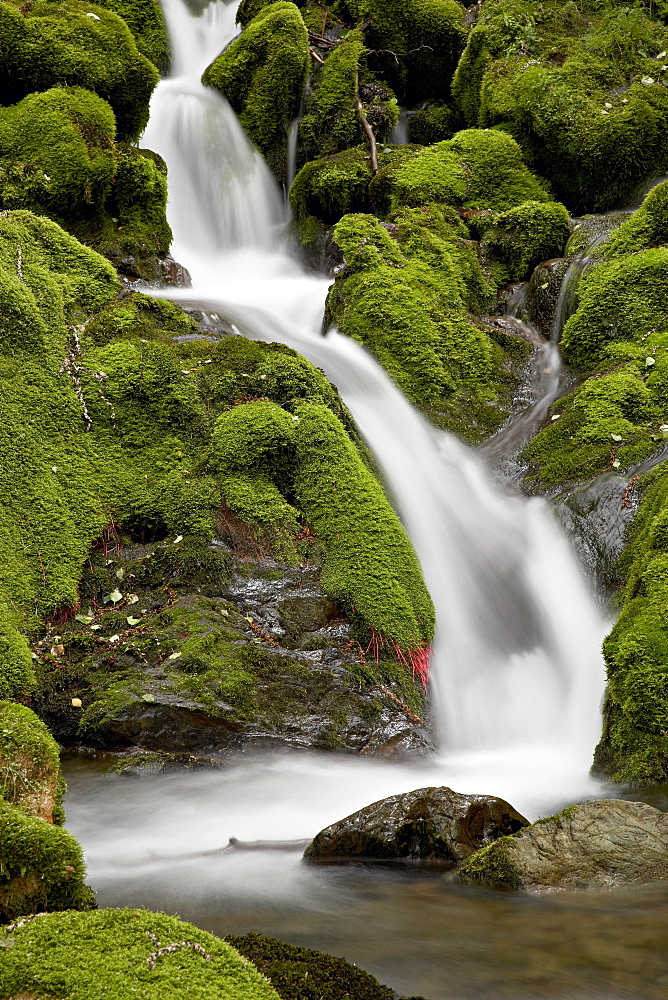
[62,2,668,997]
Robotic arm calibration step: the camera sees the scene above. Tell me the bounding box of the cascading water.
[140,0,606,781]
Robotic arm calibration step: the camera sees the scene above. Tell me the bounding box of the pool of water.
[62,752,668,1000]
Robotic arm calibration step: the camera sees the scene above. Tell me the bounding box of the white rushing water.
[127,0,610,829]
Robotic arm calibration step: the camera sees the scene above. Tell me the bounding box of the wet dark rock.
[158,254,192,286]
[304,786,528,863]
[32,537,432,760]
[459,799,668,891]
[524,257,570,338]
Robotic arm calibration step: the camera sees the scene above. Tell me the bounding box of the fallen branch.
[355,71,378,173]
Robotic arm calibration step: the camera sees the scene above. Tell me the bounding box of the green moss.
[592,467,668,783]
[0,0,159,140]
[89,144,172,279]
[0,87,117,221]
[408,104,456,146]
[595,179,668,260]
[561,248,668,369]
[290,145,373,228]
[0,607,34,700]
[0,88,171,279]
[341,0,467,103]
[327,212,500,416]
[0,702,61,821]
[90,0,170,70]
[0,796,95,920]
[203,2,309,179]
[0,909,282,998]
[376,129,551,215]
[227,930,405,1000]
[294,403,434,653]
[457,837,523,890]
[481,200,571,285]
[452,0,668,212]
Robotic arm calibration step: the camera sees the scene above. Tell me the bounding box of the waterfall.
[141,0,607,789]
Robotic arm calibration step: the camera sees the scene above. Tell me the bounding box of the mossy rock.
[0,88,172,279]
[452,0,668,212]
[371,128,551,216]
[290,145,374,233]
[294,402,435,654]
[298,28,398,166]
[480,200,570,285]
[0,909,282,998]
[228,930,422,1000]
[325,210,523,438]
[91,0,170,70]
[0,0,159,140]
[0,701,63,823]
[592,466,668,784]
[0,796,95,920]
[0,87,117,222]
[202,2,309,181]
[408,103,457,146]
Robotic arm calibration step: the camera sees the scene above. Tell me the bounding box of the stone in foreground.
[458,799,668,891]
[304,786,528,862]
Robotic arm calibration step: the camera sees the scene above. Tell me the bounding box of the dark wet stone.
[304,786,529,863]
[459,799,668,890]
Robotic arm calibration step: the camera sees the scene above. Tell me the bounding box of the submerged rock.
[304,785,528,862]
[458,799,668,891]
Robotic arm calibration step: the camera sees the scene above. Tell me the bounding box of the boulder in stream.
[304,785,529,863]
[458,799,668,890]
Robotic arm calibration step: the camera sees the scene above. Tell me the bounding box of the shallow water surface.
[63,755,668,1000]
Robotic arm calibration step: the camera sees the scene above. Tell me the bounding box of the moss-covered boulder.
[480,200,570,285]
[0,0,159,140]
[592,466,668,784]
[459,799,668,890]
[452,0,668,212]
[227,930,422,1000]
[0,702,94,921]
[326,210,527,438]
[0,87,117,221]
[203,2,309,181]
[0,88,172,280]
[91,0,170,70]
[0,702,63,822]
[371,128,551,216]
[294,403,434,659]
[341,0,467,103]
[0,909,282,997]
[298,28,397,166]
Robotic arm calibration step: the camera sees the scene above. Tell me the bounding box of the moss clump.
[0,797,95,920]
[594,178,668,261]
[203,2,309,180]
[481,200,570,285]
[227,931,407,1000]
[457,837,523,890]
[0,702,63,823]
[294,403,435,654]
[90,0,170,70]
[0,87,117,222]
[212,400,300,527]
[452,0,668,212]
[0,88,171,279]
[561,248,668,370]
[374,129,551,215]
[592,468,668,784]
[290,145,373,235]
[408,104,456,146]
[326,211,516,435]
[0,0,159,140]
[0,909,282,997]
[341,0,467,103]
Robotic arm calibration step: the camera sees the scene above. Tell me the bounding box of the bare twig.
[355,71,378,173]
